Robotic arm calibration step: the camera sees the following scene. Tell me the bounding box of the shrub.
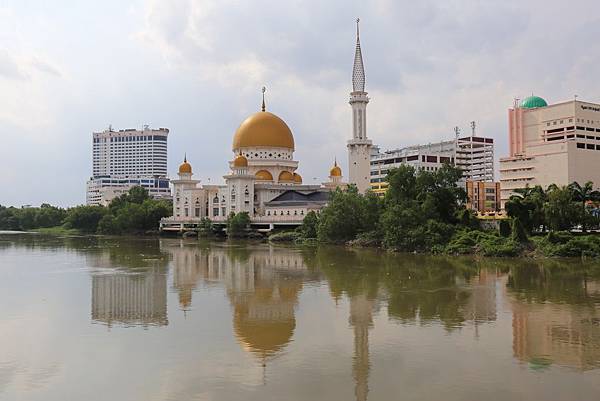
[498,220,511,237]
[268,231,300,242]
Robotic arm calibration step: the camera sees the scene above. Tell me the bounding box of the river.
[0,232,599,400]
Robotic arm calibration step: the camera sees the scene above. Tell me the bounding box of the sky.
[2,0,600,207]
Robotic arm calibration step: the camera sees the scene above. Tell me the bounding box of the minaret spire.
[184,153,187,163]
[261,86,266,112]
[352,18,365,93]
[347,18,372,194]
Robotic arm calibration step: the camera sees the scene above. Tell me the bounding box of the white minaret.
[347,18,372,193]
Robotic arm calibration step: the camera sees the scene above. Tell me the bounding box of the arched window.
[213,196,218,204]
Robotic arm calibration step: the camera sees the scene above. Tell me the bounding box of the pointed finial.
[356,18,360,42]
[261,86,266,112]
[184,152,187,163]
[334,156,338,167]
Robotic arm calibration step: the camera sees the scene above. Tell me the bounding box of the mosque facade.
[160,21,370,232]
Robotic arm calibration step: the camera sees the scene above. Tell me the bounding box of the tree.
[300,211,319,239]
[198,217,213,236]
[64,205,107,232]
[227,212,250,237]
[505,195,534,233]
[511,217,528,243]
[568,181,600,232]
[544,186,580,231]
[317,186,366,242]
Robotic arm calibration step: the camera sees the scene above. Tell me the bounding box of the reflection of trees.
[314,248,485,330]
[507,259,600,305]
[507,259,600,371]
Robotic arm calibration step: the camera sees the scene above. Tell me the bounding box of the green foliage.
[227,212,250,238]
[64,205,107,232]
[544,186,580,231]
[445,230,520,257]
[498,219,511,237]
[535,232,600,258]
[268,231,300,242]
[317,186,371,243]
[511,217,528,243]
[0,204,67,231]
[300,211,319,239]
[197,217,214,237]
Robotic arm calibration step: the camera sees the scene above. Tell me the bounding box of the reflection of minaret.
[349,294,374,401]
[91,268,168,327]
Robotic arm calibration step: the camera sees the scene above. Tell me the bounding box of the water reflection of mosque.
[163,243,500,401]
[164,241,379,399]
[166,242,314,360]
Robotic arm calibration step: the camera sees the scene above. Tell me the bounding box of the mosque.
[160,20,370,232]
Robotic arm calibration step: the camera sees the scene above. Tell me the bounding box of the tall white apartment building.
[370,132,495,196]
[86,127,171,206]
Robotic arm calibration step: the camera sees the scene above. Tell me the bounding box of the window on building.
[577,143,586,149]
[195,208,200,217]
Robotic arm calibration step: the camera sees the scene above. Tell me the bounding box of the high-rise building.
[347,19,372,193]
[369,131,495,197]
[499,96,600,207]
[86,126,171,205]
[455,124,495,182]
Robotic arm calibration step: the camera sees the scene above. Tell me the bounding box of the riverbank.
[268,229,600,259]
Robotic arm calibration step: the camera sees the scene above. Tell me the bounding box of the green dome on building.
[520,95,548,109]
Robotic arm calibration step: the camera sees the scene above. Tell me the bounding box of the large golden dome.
[233,111,295,150]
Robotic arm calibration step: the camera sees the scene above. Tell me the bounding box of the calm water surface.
[1,233,600,401]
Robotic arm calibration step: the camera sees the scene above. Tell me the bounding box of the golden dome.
[255,170,273,181]
[278,171,294,182]
[233,111,295,150]
[293,173,302,183]
[330,160,342,177]
[233,153,248,167]
[179,156,192,174]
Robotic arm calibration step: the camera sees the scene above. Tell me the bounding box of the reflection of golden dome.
[234,315,296,356]
[233,111,295,150]
[255,170,273,181]
[233,154,248,167]
[278,171,294,182]
[293,173,302,183]
[330,161,342,177]
[179,156,192,174]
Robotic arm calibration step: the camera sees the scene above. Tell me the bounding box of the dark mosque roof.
[264,190,330,207]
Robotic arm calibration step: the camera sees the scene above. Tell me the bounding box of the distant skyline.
[2,0,600,206]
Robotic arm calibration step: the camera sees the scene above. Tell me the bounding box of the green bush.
[498,220,511,237]
[268,231,300,242]
[227,212,250,238]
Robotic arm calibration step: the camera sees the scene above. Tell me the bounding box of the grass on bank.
[31,226,83,235]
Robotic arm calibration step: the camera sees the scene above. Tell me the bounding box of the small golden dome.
[233,111,295,150]
[293,173,302,183]
[278,171,294,182]
[179,155,192,174]
[330,160,342,177]
[255,170,273,181]
[233,153,248,167]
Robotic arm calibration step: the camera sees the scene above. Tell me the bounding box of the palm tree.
[567,181,600,232]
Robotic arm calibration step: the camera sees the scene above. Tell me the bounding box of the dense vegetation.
[282,164,600,258]
[0,186,171,235]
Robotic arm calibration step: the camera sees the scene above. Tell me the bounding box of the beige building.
[466,180,501,212]
[500,96,600,207]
